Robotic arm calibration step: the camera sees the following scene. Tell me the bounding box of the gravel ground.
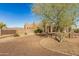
[40,37,79,56]
[0,35,66,56]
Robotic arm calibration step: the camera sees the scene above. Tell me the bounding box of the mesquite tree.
[32,3,79,42]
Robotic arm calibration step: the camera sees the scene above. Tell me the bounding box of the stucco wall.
[16,29,25,36]
[0,30,16,35]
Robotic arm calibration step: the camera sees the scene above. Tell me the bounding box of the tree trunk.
[59,32,65,42]
[0,29,1,36]
[68,27,73,38]
[50,25,53,33]
[0,29,2,36]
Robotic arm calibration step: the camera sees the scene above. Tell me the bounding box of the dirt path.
[0,35,66,56]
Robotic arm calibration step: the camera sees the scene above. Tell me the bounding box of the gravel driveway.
[0,35,66,56]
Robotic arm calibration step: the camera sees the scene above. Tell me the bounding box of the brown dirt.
[40,37,79,56]
[0,35,66,56]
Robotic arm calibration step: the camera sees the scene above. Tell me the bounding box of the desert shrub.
[34,28,43,33]
[14,33,19,37]
[74,29,79,33]
[25,33,27,35]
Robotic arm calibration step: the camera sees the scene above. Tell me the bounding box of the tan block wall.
[1,30,16,35]
[16,29,25,36]
[0,29,25,36]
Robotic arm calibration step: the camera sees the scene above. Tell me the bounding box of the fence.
[0,29,17,35]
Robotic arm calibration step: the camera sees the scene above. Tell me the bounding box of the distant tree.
[0,22,7,30]
[0,22,7,35]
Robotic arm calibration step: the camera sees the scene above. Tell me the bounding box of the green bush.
[34,28,43,33]
[25,33,27,35]
[14,33,19,37]
[74,29,79,33]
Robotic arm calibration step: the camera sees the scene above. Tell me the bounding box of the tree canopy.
[0,22,7,29]
[32,3,79,32]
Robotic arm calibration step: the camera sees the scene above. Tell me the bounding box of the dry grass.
[41,37,79,55]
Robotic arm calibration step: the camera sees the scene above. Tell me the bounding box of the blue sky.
[0,3,79,28]
[0,3,40,27]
